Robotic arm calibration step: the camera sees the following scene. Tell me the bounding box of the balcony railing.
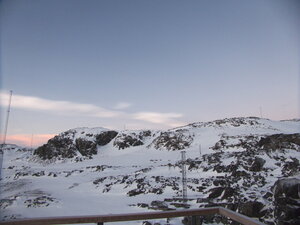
[0,207,265,225]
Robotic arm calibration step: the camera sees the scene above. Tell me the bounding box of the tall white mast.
[2,90,13,145]
[181,151,187,202]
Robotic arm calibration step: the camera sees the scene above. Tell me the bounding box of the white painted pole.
[2,90,13,145]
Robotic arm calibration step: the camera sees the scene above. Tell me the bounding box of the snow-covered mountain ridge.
[0,117,299,225]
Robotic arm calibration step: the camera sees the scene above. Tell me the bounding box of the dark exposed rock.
[151,131,193,151]
[24,196,57,208]
[137,203,149,208]
[142,221,152,225]
[34,129,119,160]
[149,188,163,194]
[48,172,57,177]
[208,187,224,199]
[95,131,118,146]
[0,199,16,209]
[238,201,265,218]
[139,130,152,139]
[150,200,169,210]
[34,136,77,160]
[208,187,235,200]
[282,158,300,176]
[272,178,300,225]
[222,187,235,199]
[113,133,144,150]
[273,178,300,200]
[75,138,97,156]
[127,189,144,197]
[189,117,261,129]
[93,177,107,185]
[249,157,266,172]
[32,171,45,177]
[211,140,227,150]
[258,133,300,151]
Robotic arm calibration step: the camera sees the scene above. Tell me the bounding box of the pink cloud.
[1,134,55,147]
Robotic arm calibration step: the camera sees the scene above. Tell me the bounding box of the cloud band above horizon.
[0,90,184,127]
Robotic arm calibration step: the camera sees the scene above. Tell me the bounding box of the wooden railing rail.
[0,207,265,225]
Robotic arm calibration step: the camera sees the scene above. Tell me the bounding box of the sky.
[0,0,299,147]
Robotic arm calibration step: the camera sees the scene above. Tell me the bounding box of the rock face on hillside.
[34,128,118,159]
[95,131,118,146]
[34,129,154,159]
[188,117,261,128]
[151,130,193,151]
[113,131,149,150]
[272,178,300,225]
[5,117,300,225]
[258,133,300,151]
[34,135,77,160]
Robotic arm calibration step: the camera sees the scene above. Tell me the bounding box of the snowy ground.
[0,118,299,225]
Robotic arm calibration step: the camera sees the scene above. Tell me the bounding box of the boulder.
[127,189,144,197]
[238,201,265,218]
[150,200,169,210]
[272,178,300,225]
[249,157,266,172]
[273,178,300,200]
[208,187,224,199]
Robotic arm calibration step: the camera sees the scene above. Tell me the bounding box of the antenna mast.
[2,90,13,145]
[181,151,187,202]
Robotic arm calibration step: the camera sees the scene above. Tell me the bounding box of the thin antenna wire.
[2,90,13,145]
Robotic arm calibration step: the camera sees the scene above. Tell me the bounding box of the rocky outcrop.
[113,133,144,150]
[75,138,97,156]
[112,131,152,150]
[34,136,77,160]
[151,131,193,151]
[95,131,118,146]
[34,129,119,159]
[272,178,300,225]
[258,133,300,151]
[187,117,261,129]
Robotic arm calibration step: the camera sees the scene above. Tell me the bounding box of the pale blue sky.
[0,0,299,145]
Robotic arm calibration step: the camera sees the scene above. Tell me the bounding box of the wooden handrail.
[219,207,265,225]
[0,207,265,225]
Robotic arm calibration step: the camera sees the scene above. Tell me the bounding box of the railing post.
[191,215,197,225]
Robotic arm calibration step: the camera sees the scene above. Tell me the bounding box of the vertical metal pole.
[191,215,197,225]
[181,151,187,202]
[2,90,12,145]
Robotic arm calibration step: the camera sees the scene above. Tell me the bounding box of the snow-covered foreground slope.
[0,117,300,225]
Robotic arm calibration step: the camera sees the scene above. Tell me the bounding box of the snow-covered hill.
[0,117,299,225]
